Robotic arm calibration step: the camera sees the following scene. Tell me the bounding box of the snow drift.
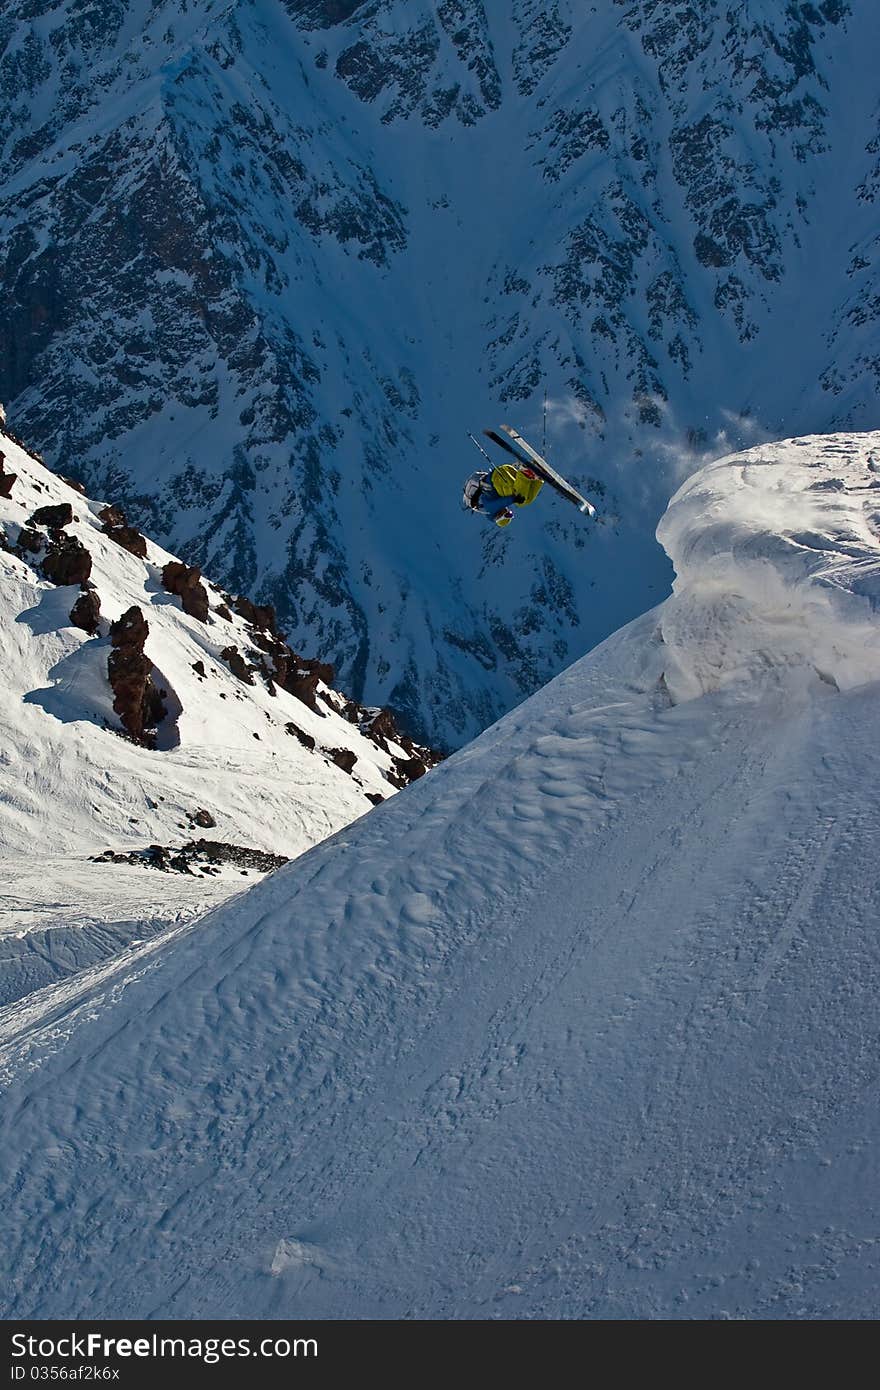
[0,434,879,1320]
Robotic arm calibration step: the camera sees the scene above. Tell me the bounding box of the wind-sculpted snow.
[658,433,880,702]
[1,434,878,1319]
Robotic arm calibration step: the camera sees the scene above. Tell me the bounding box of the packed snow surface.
[1,434,879,1319]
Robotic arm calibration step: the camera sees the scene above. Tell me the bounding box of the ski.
[483,428,532,468]
[499,424,597,517]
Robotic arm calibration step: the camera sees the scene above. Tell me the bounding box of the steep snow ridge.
[0,433,878,1319]
[658,433,880,701]
[0,429,432,1002]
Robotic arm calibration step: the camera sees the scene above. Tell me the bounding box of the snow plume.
[542,393,598,434]
[657,432,880,702]
[648,405,773,487]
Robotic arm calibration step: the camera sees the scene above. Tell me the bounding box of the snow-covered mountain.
[2,430,878,1319]
[0,426,436,1004]
[3,2,878,745]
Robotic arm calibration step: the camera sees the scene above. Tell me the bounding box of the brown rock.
[285,722,316,750]
[41,534,92,585]
[303,655,335,685]
[98,504,128,528]
[396,755,427,782]
[233,595,278,633]
[365,792,385,805]
[29,502,74,529]
[108,606,166,743]
[215,603,233,621]
[110,604,148,650]
[220,645,255,684]
[103,524,147,558]
[368,708,399,743]
[162,561,209,622]
[283,665,321,712]
[60,475,87,495]
[16,527,43,554]
[69,589,101,634]
[328,747,357,774]
[0,452,16,499]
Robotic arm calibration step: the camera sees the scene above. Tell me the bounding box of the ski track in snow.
[0,435,879,1318]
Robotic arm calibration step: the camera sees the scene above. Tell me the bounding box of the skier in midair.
[462,462,544,528]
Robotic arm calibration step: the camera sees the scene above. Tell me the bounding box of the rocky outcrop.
[162,561,209,622]
[233,595,278,634]
[219,645,255,684]
[327,747,357,774]
[285,722,316,750]
[108,605,166,744]
[0,452,16,499]
[386,752,428,788]
[93,839,288,875]
[97,503,147,557]
[102,523,147,558]
[28,502,73,529]
[41,533,92,586]
[15,527,42,554]
[69,588,101,634]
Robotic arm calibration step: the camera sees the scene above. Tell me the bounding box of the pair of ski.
[478,425,597,518]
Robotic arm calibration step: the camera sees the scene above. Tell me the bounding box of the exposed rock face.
[41,533,92,586]
[233,595,277,634]
[102,523,147,558]
[327,747,357,774]
[0,452,16,499]
[29,502,73,529]
[386,753,428,788]
[93,839,288,875]
[15,527,43,554]
[285,722,316,750]
[219,645,255,684]
[397,754,427,780]
[283,660,327,714]
[162,561,209,622]
[69,588,101,634]
[108,605,166,743]
[97,504,128,528]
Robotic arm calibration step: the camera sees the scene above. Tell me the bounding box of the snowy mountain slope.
[1,431,878,1319]
[2,2,879,745]
[0,427,435,1004]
